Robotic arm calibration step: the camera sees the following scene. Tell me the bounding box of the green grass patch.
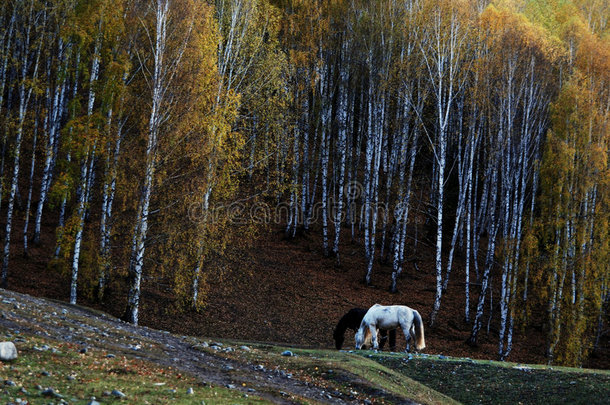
[219,343,457,405]
[370,353,610,405]
[0,335,267,404]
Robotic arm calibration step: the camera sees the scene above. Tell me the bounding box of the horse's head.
[333,328,345,350]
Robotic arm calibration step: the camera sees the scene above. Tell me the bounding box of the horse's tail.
[412,310,426,351]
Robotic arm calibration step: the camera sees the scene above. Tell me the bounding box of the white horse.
[355,304,425,351]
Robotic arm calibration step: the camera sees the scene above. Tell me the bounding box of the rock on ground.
[0,341,17,361]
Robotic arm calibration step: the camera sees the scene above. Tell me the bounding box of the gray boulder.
[0,341,17,361]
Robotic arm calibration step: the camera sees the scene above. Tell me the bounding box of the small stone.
[4,380,16,386]
[41,387,56,396]
[281,350,293,357]
[106,354,116,358]
[187,387,194,395]
[80,347,88,354]
[167,389,177,394]
[67,375,76,381]
[239,345,251,351]
[225,384,236,389]
[439,355,447,360]
[247,388,256,392]
[35,385,43,391]
[40,370,51,377]
[102,391,111,397]
[222,365,234,371]
[0,341,18,361]
[111,389,126,398]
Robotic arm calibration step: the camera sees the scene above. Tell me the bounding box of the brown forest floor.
[5,215,610,370]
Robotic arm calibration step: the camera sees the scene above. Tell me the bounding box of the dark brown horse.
[333,308,396,350]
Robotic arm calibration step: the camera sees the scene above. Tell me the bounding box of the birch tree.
[419,0,470,325]
[1,0,43,287]
[124,0,195,324]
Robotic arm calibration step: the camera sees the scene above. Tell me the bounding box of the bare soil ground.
[5,219,608,370]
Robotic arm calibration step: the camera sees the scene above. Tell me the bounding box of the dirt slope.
[4,222,609,370]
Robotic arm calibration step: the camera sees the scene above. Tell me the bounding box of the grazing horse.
[355,304,425,351]
[333,308,396,350]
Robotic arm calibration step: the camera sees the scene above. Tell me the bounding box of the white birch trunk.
[332,43,349,264]
[126,0,192,324]
[1,3,40,286]
[23,109,38,257]
[320,65,330,257]
[363,66,375,281]
[34,42,69,245]
[70,24,102,305]
[99,111,124,297]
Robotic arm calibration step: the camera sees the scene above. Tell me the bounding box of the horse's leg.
[388,329,397,351]
[399,319,412,353]
[404,325,415,352]
[379,329,388,350]
[369,325,379,350]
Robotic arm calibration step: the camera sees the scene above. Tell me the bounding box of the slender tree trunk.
[23,108,39,257]
[1,5,40,286]
[468,162,500,346]
[98,110,124,299]
[320,65,330,257]
[125,0,192,324]
[34,42,69,245]
[70,26,102,305]
[332,43,349,264]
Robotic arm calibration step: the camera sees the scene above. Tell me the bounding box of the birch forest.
[0,0,608,367]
